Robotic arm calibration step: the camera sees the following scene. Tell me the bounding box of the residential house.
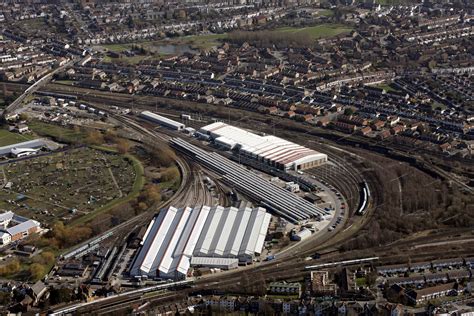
[268,281,301,297]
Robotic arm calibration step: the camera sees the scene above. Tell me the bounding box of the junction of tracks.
[4,82,472,315]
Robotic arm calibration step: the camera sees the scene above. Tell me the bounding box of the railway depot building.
[130,205,271,280]
[139,110,185,131]
[198,122,327,171]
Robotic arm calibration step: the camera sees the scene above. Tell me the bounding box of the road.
[3,59,77,116]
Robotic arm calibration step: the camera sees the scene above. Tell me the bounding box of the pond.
[151,44,198,55]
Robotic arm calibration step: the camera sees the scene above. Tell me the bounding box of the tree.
[150,146,177,168]
[0,259,20,276]
[344,108,354,116]
[104,129,118,143]
[86,130,104,145]
[0,292,11,306]
[19,113,29,121]
[33,251,55,266]
[137,202,148,211]
[143,184,161,204]
[160,166,179,182]
[116,139,131,154]
[29,263,45,280]
[365,271,377,288]
[49,288,73,305]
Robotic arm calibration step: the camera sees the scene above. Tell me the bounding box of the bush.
[160,166,179,182]
[33,251,55,266]
[86,130,104,145]
[0,259,20,276]
[46,221,93,249]
[116,139,131,154]
[29,263,46,280]
[150,146,177,168]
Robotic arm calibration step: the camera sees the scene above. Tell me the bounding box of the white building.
[198,122,327,171]
[0,232,11,245]
[285,182,300,193]
[130,205,272,280]
[140,111,185,131]
[11,147,39,158]
[293,228,312,241]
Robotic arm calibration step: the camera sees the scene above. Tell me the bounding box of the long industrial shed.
[170,138,325,223]
[130,205,271,280]
[198,122,328,171]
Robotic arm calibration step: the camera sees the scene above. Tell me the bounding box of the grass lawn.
[28,121,87,144]
[318,9,334,17]
[356,277,367,287]
[431,102,447,111]
[176,33,227,50]
[273,24,352,40]
[100,33,227,59]
[377,83,399,93]
[0,129,35,147]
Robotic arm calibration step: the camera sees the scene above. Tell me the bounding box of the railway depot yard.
[0,147,136,224]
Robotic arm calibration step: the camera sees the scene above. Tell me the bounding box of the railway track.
[26,84,471,314]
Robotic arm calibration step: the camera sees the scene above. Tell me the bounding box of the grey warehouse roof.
[170,137,325,223]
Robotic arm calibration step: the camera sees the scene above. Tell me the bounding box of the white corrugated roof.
[212,207,239,255]
[0,211,14,223]
[254,213,272,255]
[194,205,225,256]
[190,256,238,267]
[159,207,192,274]
[132,207,177,275]
[131,205,271,279]
[199,122,327,169]
[239,207,266,257]
[224,207,252,257]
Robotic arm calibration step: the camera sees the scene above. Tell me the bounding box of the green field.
[377,83,399,93]
[28,121,87,144]
[274,24,353,40]
[176,33,227,50]
[100,33,227,59]
[0,129,34,147]
[317,9,334,17]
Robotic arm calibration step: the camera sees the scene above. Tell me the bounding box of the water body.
[151,44,198,55]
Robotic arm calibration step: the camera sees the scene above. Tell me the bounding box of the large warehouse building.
[198,122,327,171]
[130,205,271,280]
[139,111,185,130]
[171,138,325,223]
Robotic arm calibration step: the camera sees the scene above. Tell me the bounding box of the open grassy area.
[317,9,334,17]
[377,83,399,93]
[0,129,34,147]
[356,277,367,287]
[28,121,87,144]
[99,33,227,63]
[274,24,352,40]
[0,147,137,225]
[176,33,227,50]
[14,18,48,30]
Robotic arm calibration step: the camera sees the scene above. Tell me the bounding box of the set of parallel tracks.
[21,84,470,314]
